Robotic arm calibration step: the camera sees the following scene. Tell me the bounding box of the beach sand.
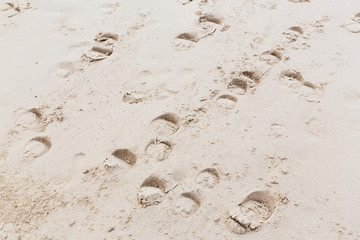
[1,0,360,239]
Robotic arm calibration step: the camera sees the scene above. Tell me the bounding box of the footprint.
[300,82,323,102]
[173,32,199,50]
[279,69,304,91]
[199,13,223,25]
[259,50,283,65]
[342,22,360,33]
[83,32,118,61]
[228,78,248,95]
[83,46,114,61]
[24,136,52,158]
[283,26,304,42]
[173,30,216,50]
[111,149,137,167]
[226,191,277,234]
[352,13,360,24]
[195,168,220,188]
[174,191,202,217]
[151,113,180,136]
[138,175,167,207]
[231,71,261,94]
[280,70,322,101]
[1,2,20,18]
[94,32,119,44]
[145,139,172,162]
[199,13,223,29]
[216,94,238,109]
[122,91,147,104]
[14,108,44,131]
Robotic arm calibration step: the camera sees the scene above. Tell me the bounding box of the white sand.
[1,0,360,239]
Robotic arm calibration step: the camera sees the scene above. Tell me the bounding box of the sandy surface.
[1,0,360,239]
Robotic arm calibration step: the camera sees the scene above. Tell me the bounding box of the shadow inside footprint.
[24,136,52,158]
[227,191,277,234]
[95,32,119,43]
[83,32,118,61]
[342,22,360,33]
[284,26,304,42]
[199,13,224,29]
[15,108,43,131]
[174,191,202,217]
[280,69,304,90]
[111,149,137,166]
[352,13,360,23]
[145,139,172,162]
[228,78,248,95]
[196,168,220,188]
[260,50,283,65]
[176,32,199,42]
[83,46,113,61]
[216,94,237,109]
[138,175,167,207]
[151,113,180,136]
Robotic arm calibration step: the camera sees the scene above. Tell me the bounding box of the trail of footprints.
[14,104,279,235]
[13,108,52,159]
[10,2,343,237]
[214,24,322,108]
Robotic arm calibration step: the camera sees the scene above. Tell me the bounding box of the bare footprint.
[94,32,119,44]
[283,26,304,42]
[199,13,223,29]
[151,113,180,136]
[279,69,304,91]
[145,139,172,162]
[195,168,220,188]
[111,148,137,167]
[228,78,248,95]
[231,71,262,94]
[259,49,283,65]
[342,22,360,33]
[137,175,167,207]
[24,136,52,158]
[352,13,360,24]
[216,94,237,109]
[83,32,118,61]
[174,191,202,217]
[226,191,277,234]
[14,108,44,131]
[173,32,199,50]
[173,29,216,50]
[1,2,20,18]
[83,46,114,61]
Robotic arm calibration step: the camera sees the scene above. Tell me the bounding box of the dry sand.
[1,0,360,239]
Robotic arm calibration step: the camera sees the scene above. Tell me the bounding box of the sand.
[1,0,360,239]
